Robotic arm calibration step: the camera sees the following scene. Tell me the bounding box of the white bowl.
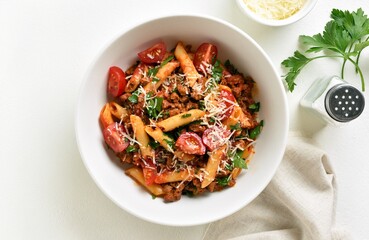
[75,15,288,226]
[236,0,318,26]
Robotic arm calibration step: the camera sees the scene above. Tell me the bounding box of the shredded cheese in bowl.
[243,0,305,20]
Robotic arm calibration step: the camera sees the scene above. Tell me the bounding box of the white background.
[1,0,369,239]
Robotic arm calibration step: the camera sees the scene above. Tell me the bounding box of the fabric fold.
[202,135,351,240]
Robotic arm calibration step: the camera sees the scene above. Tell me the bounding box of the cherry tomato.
[137,42,166,64]
[107,66,127,97]
[102,123,129,153]
[202,126,231,151]
[193,43,218,74]
[175,132,206,155]
[142,159,157,185]
[219,88,236,120]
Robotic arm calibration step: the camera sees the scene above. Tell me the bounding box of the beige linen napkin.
[202,134,351,240]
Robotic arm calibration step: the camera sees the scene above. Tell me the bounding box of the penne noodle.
[155,169,194,184]
[174,41,200,87]
[130,115,154,158]
[173,150,196,162]
[223,105,252,130]
[125,167,164,196]
[144,126,175,153]
[154,61,180,89]
[156,109,205,132]
[125,63,148,93]
[201,145,226,188]
[144,61,180,92]
[99,103,114,129]
[109,102,128,120]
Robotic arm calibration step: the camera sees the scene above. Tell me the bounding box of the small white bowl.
[75,14,288,226]
[236,0,318,26]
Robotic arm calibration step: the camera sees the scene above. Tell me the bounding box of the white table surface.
[1,0,369,239]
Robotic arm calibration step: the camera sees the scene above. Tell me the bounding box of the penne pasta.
[173,150,196,162]
[156,109,205,132]
[99,103,114,128]
[130,115,154,158]
[109,102,128,120]
[223,105,252,129]
[144,126,175,153]
[174,41,200,87]
[125,63,148,93]
[201,145,226,188]
[155,169,194,184]
[144,61,180,92]
[125,166,164,196]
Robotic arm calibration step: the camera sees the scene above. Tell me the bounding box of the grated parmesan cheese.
[243,0,305,20]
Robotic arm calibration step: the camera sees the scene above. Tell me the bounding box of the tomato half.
[142,158,157,185]
[137,42,166,64]
[193,43,218,74]
[102,123,129,153]
[175,132,206,155]
[202,126,231,151]
[107,66,127,97]
[219,88,236,120]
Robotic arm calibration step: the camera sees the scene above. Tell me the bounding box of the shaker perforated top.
[325,83,365,122]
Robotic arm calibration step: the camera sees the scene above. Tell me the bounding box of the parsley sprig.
[282,8,369,92]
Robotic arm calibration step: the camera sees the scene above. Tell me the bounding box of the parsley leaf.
[217,177,230,186]
[126,145,137,153]
[181,113,192,118]
[230,122,242,131]
[249,120,264,140]
[232,150,248,169]
[224,59,239,74]
[206,59,223,91]
[161,55,174,66]
[128,89,140,103]
[148,140,160,149]
[248,102,260,113]
[282,8,369,92]
[146,96,163,119]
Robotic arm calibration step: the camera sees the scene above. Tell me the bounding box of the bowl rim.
[235,0,318,27]
[75,13,289,226]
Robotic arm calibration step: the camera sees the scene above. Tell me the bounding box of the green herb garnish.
[217,177,230,186]
[232,150,248,169]
[224,59,239,75]
[161,55,174,66]
[128,89,140,103]
[230,122,242,131]
[148,66,159,78]
[249,120,264,140]
[248,102,260,113]
[126,145,137,153]
[148,140,160,149]
[282,8,369,92]
[146,96,163,119]
[181,113,192,118]
[164,138,175,150]
[206,59,223,91]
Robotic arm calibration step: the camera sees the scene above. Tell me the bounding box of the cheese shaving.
[243,0,305,20]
